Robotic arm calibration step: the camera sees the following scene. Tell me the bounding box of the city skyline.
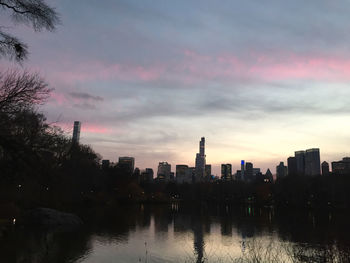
[1,0,350,175]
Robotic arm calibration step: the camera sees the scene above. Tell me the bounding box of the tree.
[0,0,60,61]
[0,69,51,114]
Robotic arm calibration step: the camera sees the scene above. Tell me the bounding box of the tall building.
[265,168,273,182]
[72,121,81,143]
[305,148,321,176]
[118,157,135,175]
[321,161,330,176]
[287,156,297,176]
[245,162,253,182]
[295,151,305,176]
[241,160,245,180]
[140,168,154,183]
[221,164,232,181]
[157,161,171,181]
[176,165,191,183]
[205,164,212,180]
[332,157,350,175]
[195,137,206,182]
[276,162,287,179]
[253,168,261,177]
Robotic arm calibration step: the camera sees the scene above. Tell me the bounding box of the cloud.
[69,92,103,101]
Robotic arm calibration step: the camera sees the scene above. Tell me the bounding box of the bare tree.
[0,0,60,61]
[0,69,51,113]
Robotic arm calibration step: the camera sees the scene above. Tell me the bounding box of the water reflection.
[1,205,350,262]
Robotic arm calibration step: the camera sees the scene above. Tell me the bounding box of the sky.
[1,0,350,175]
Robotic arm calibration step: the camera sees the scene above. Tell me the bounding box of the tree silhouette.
[0,0,60,61]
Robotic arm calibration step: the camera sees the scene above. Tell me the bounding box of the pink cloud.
[180,49,350,82]
[82,124,111,134]
[56,122,112,135]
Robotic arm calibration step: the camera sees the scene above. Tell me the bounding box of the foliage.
[0,0,60,61]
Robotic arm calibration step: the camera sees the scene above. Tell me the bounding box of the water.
[1,204,350,263]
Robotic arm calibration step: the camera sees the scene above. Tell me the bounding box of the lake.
[1,204,350,262]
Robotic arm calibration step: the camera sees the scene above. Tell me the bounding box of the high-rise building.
[241,160,245,180]
[118,157,135,175]
[72,121,81,143]
[253,168,261,177]
[140,168,154,183]
[305,148,321,176]
[265,168,273,182]
[195,137,206,182]
[245,162,253,182]
[157,161,171,181]
[295,151,305,176]
[276,162,287,179]
[176,165,191,183]
[287,156,297,176]
[205,164,212,180]
[321,161,330,176]
[221,164,232,181]
[331,157,350,175]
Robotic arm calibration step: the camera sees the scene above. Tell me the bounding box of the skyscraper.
[72,121,81,143]
[221,164,232,181]
[276,162,287,179]
[321,161,330,176]
[205,164,212,180]
[176,164,191,183]
[241,160,245,180]
[294,150,305,176]
[287,156,297,176]
[195,137,206,181]
[157,161,171,181]
[305,148,321,176]
[331,157,350,175]
[118,157,135,175]
[245,162,253,182]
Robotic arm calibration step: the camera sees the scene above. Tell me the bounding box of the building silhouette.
[205,164,212,180]
[321,161,330,176]
[265,168,273,182]
[276,162,287,179]
[195,137,206,182]
[287,156,297,176]
[245,162,253,182]
[332,157,350,175]
[305,148,321,176]
[140,168,154,183]
[118,157,135,175]
[241,160,245,180]
[72,121,81,143]
[157,161,171,181]
[176,165,189,183]
[221,164,232,181]
[295,150,305,176]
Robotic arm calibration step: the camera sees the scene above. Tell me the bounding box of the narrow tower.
[72,121,81,143]
[195,137,206,181]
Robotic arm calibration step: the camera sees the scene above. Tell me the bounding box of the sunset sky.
[1,0,350,175]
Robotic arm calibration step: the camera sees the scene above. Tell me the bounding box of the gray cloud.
[69,92,103,101]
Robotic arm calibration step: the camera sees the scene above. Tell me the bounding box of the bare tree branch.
[0,31,28,61]
[0,0,60,31]
[0,69,52,113]
[0,0,60,61]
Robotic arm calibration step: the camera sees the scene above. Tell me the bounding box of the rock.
[19,208,83,227]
